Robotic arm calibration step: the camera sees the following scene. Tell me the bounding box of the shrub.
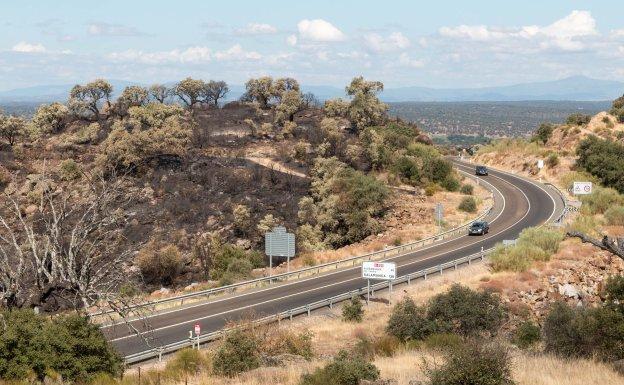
[211,244,264,280]
[136,242,184,286]
[213,330,259,377]
[514,321,541,349]
[371,335,401,357]
[165,348,210,377]
[392,156,420,184]
[458,196,477,213]
[0,309,122,382]
[299,351,379,385]
[576,136,624,194]
[459,184,474,195]
[422,333,464,352]
[342,295,364,322]
[425,342,514,385]
[489,244,541,272]
[531,123,554,144]
[566,113,591,126]
[441,176,460,192]
[58,159,82,181]
[543,301,624,361]
[517,226,562,255]
[259,329,314,360]
[605,206,624,225]
[427,284,506,337]
[546,152,559,168]
[232,204,251,235]
[386,297,434,342]
[580,186,624,215]
[604,275,624,309]
[424,183,439,196]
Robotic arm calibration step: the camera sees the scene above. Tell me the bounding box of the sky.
[1,0,624,91]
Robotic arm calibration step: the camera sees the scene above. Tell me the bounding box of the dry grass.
[512,353,623,385]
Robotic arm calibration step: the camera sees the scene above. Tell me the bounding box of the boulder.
[558,283,579,298]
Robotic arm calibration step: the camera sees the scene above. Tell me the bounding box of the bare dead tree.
[0,171,136,311]
[566,230,624,261]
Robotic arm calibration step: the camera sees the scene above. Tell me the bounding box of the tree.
[204,80,229,106]
[243,77,274,108]
[386,297,434,341]
[576,135,624,194]
[149,83,170,103]
[275,89,302,123]
[531,123,554,144]
[68,79,113,120]
[302,92,320,109]
[273,77,300,101]
[0,115,26,146]
[0,174,136,311]
[324,98,349,118]
[0,309,122,382]
[173,77,206,110]
[31,103,69,134]
[345,76,387,131]
[114,86,149,117]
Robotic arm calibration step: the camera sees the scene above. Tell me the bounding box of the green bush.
[459,184,474,195]
[299,351,379,385]
[566,113,591,126]
[213,330,259,377]
[58,159,82,181]
[342,296,364,322]
[580,186,624,215]
[514,321,541,349]
[458,196,477,213]
[490,227,563,272]
[577,136,624,194]
[259,329,314,360]
[386,297,434,342]
[0,309,122,382]
[425,342,514,385]
[546,153,559,168]
[604,275,624,310]
[543,301,624,361]
[393,156,420,184]
[427,284,506,337]
[136,242,184,286]
[441,176,460,192]
[211,244,264,280]
[604,205,624,225]
[531,123,554,144]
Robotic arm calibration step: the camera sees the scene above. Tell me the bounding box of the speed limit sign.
[194,323,201,336]
[573,182,592,195]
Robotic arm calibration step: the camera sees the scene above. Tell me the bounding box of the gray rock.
[558,283,579,298]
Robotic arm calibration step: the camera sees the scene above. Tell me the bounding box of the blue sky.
[1,0,623,91]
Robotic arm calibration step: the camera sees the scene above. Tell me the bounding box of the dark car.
[475,165,488,176]
[468,221,489,235]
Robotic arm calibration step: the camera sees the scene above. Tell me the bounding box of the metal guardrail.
[123,247,494,364]
[92,204,494,321]
[543,182,569,226]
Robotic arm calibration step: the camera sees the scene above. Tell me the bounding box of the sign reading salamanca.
[362,261,396,280]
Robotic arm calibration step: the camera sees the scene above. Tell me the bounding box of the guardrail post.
[329,298,333,309]
[306,305,311,316]
[424,272,427,280]
[468,257,472,265]
[439,265,443,275]
[454,262,457,270]
[480,246,485,260]
[407,275,411,285]
[289,310,293,321]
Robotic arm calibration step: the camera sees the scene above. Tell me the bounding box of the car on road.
[475,165,489,176]
[468,220,489,235]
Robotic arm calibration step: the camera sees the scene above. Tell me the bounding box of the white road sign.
[537,159,544,169]
[362,261,396,280]
[194,323,201,336]
[573,182,593,195]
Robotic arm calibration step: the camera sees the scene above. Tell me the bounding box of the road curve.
[105,160,562,357]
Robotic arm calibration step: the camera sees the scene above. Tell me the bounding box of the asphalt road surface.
[104,160,564,357]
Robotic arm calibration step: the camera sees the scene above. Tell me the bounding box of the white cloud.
[214,44,261,61]
[438,10,598,51]
[364,32,410,53]
[337,51,369,60]
[612,29,624,38]
[398,53,424,68]
[287,34,298,46]
[87,22,142,36]
[12,42,46,53]
[297,19,345,42]
[235,23,278,35]
[108,46,211,64]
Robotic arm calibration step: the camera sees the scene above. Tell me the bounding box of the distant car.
[475,165,488,176]
[468,221,489,235]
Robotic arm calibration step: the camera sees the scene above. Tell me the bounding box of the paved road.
[104,160,563,357]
